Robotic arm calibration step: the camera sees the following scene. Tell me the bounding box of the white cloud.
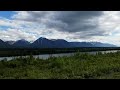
[1,11,120,46]
[0,28,37,41]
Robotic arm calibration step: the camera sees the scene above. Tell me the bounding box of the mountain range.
[0,37,116,48]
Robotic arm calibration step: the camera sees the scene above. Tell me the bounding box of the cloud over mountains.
[0,11,120,46]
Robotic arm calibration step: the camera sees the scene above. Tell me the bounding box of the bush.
[1,51,120,79]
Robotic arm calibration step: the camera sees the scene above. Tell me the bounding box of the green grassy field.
[0,51,120,79]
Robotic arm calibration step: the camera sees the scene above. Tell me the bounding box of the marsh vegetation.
[0,51,120,79]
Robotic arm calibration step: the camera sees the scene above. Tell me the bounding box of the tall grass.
[0,51,120,79]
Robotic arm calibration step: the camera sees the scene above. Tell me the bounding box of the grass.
[0,51,120,79]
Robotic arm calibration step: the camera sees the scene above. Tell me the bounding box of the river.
[0,50,119,61]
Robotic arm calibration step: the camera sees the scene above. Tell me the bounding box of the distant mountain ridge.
[12,39,30,48]
[89,42,117,47]
[0,37,117,48]
[31,37,53,48]
[5,41,15,45]
[0,39,13,48]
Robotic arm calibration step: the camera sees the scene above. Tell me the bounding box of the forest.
[0,47,120,57]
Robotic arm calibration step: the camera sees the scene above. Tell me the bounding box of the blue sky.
[0,11,120,46]
[0,11,15,19]
[0,11,16,30]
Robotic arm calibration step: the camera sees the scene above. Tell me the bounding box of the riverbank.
[0,47,120,57]
[0,50,119,61]
[0,51,120,79]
